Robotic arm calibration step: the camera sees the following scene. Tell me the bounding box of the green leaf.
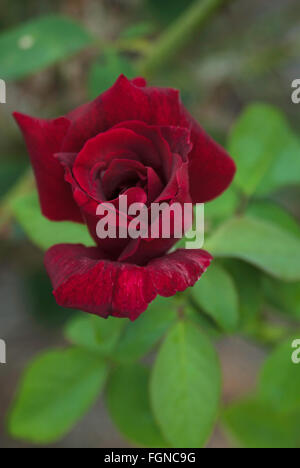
[258,338,300,412]
[65,313,125,356]
[25,269,77,327]
[191,263,239,332]
[186,306,222,340]
[205,186,239,227]
[0,15,93,80]
[88,51,135,99]
[107,364,168,448]
[150,321,221,448]
[223,397,300,449]
[8,347,108,444]
[223,260,263,328]
[247,201,300,239]
[228,104,300,196]
[263,276,300,320]
[257,134,300,196]
[112,296,176,363]
[12,191,94,250]
[0,161,28,197]
[206,216,300,281]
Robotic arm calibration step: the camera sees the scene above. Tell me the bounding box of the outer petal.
[13,112,82,222]
[147,249,212,297]
[62,75,183,153]
[179,111,236,203]
[45,244,212,321]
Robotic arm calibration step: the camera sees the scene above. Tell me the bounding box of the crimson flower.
[14,76,235,320]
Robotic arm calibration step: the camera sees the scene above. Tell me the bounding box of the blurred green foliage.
[0,160,27,197]
[0,16,93,80]
[151,320,221,448]
[191,263,239,332]
[12,192,95,250]
[88,50,135,100]
[107,364,168,448]
[223,337,300,448]
[1,0,300,450]
[147,0,196,25]
[8,347,108,444]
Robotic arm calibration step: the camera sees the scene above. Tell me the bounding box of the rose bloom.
[14,76,235,320]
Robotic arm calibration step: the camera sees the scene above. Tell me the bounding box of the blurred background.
[0,0,300,448]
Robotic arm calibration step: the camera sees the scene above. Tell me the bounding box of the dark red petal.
[147,249,212,297]
[119,237,178,266]
[118,158,191,265]
[62,75,182,153]
[180,112,236,203]
[63,160,147,257]
[62,73,236,202]
[45,244,155,320]
[131,77,147,87]
[13,112,83,222]
[102,75,182,127]
[101,159,147,200]
[112,120,174,178]
[45,244,118,318]
[45,244,212,321]
[85,186,147,257]
[73,128,162,196]
[159,126,193,161]
[104,77,235,203]
[146,166,164,203]
[55,152,77,167]
[156,156,190,203]
[110,266,155,320]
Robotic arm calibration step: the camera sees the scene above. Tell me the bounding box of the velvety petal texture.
[45,244,212,321]
[56,119,192,262]
[13,112,82,222]
[63,76,235,200]
[182,112,237,203]
[14,75,236,320]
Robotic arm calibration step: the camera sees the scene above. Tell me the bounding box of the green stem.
[139,0,235,78]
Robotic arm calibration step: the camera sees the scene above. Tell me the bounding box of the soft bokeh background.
[0,0,299,448]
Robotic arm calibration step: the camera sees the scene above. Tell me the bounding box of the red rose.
[14,75,235,320]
